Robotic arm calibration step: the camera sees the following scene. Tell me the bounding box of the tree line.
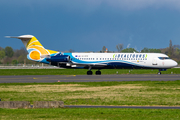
[0,46,37,65]
[101,40,180,64]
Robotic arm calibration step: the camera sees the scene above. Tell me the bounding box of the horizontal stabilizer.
[5,35,34,39]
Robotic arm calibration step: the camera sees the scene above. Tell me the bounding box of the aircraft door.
[152,58,158,65]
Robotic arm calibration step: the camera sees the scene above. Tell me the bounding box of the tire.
[158,72,161,75]
[87,71,93,75]
[95,71,101,75]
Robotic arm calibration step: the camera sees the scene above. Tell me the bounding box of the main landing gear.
[87,66,93,75]
[87,70,102,75]
[95,70,101,75]
[87,71,93,75]
[87,66,101,75]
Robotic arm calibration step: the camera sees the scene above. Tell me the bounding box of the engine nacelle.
[46,55,70,62]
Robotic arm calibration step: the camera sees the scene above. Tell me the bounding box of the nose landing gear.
[158,69,161,75]
[158,71,161,75]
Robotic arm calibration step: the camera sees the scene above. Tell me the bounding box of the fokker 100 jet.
[6,35,178,75]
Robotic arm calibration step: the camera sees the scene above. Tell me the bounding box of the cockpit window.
[158,57,170,60]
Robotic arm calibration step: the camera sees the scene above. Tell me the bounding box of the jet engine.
[46,55,70,63]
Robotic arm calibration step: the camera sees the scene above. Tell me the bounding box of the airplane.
[6,35,178,75]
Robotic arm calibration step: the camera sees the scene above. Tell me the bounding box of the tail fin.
[6,35,58,61]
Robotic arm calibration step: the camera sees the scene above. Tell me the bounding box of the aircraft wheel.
[158,72,161,75]
[87,71,93,75]
[95,71,101,75]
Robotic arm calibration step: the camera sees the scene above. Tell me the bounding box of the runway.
[0,74,180,83]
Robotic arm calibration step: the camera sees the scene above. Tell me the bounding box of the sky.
[0,0,180,52]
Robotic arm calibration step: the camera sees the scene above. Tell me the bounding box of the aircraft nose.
[172,60,178,67]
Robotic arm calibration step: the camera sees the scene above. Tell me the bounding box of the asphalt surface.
[0,74,180,83]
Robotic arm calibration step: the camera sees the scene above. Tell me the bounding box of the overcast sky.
[1,0,180,52]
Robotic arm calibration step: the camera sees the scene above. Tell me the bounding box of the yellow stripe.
[28,46,49,55]
[26,37,36,48]
[27,41,43,49]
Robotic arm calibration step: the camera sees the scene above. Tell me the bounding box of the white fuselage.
[63,53,177,69]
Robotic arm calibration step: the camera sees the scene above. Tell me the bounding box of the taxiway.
[0,74,180,83]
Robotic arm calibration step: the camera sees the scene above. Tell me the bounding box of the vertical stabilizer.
[6,35,57,61]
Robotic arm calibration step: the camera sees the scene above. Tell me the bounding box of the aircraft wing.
[59,62,107,66]
[57,62,107,69]
[72,62,107,66]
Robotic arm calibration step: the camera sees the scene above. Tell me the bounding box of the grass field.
[1,108,180,120]
[0,68,180,75]
[1,81,180,106]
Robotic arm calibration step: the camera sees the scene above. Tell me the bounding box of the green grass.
[1,81,180,119]
[0,108,180,120]
[0,68,180,75]
[1,81,180,106]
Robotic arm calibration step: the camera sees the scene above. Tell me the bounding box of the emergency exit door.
[152,58,158,65]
